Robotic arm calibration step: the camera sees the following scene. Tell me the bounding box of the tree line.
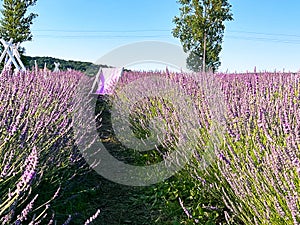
[25,56,109,76]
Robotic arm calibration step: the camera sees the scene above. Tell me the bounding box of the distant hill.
[24,56,112,76]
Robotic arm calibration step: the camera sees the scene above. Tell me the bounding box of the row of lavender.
[215,72,300,224]
[116,70,300,224]
[0,69,99,224]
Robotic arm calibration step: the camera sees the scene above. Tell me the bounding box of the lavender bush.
[112,70,300,224]
[0,68,99,224]
[213,72,300,224]
[180,71,300,224]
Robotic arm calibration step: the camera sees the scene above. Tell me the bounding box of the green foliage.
[0,0,38,44]
[172,0,233,72]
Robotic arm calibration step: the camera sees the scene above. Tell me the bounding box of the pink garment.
[96,68,123,95]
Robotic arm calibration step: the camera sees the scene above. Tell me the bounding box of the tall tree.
[172,0,233,72]
[0,0,38,55]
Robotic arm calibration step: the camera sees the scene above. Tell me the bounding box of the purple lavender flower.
[16,147,38,195]
[218,153,231,165]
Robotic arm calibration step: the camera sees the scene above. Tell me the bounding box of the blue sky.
[12,0,300,72]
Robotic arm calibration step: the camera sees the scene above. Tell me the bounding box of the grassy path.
[80,97,166,225]
[94,175,157,224]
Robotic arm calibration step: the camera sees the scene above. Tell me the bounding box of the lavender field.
[1,68,300,224]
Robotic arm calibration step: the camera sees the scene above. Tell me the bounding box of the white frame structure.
[53,62,60,72]
[0,38,26,73]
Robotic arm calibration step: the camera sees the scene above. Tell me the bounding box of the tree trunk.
[202,32,206,72]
